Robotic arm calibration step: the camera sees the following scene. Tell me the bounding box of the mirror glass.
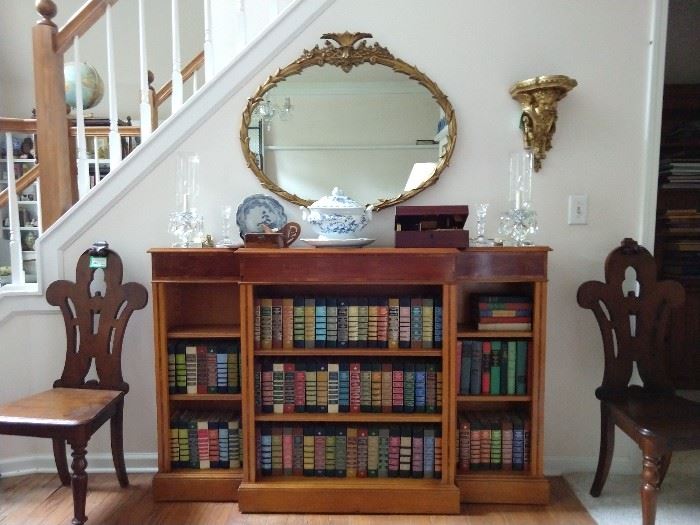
[241,33,456,211]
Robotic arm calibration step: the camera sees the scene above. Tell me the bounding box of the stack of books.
[457,411,530,472]
[168,340,241,394]
[254,358,442,414]
[473,295,532,331]
[256,423,442,478]
[169,411,242,469]
[456,339,529,395]
[659,159,700,189]
[253,295,442,350]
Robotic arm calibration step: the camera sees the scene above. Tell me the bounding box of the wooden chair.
[577,238,700,525]
[0,246,148,525]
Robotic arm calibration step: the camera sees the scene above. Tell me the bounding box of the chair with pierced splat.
[577,237,700,525]
[0,246,147,525]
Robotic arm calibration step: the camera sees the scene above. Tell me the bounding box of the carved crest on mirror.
[240,32,457,211]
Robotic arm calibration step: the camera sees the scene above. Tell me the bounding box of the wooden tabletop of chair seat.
[0,388,123,426]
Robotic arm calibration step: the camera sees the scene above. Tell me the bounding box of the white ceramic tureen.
[300,187,373,239]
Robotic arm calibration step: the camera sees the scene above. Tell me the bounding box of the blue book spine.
[469,341,483,395]
[433,296,442,348]
[315,296,327,348]
[414,361,426,412]
[338,360,350,412]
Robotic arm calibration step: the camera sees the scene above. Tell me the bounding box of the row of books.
[254,358,442,414]
[169,411,242,469]
[474,295,533,331]
[458,412,530,472]
[256,424,442,478]
[253,295,443,350]
[457,340,529,395]
[167,340,241,394]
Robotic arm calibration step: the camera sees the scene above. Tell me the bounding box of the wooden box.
[394,205,469,248]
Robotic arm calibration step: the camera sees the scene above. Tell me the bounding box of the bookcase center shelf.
[149,246,550,511]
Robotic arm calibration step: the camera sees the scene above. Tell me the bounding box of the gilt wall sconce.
[510,75,577,171]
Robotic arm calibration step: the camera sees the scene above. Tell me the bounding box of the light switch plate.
[568,194,588,225]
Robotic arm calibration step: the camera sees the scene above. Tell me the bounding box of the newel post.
[33,0,77,228]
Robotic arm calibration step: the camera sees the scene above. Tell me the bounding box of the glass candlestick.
[168,209,204,247]
[215,205,236,247]
[175,152,200,212]
[472,202,491,245]
[170,152,203,247]
[499,151,538,245]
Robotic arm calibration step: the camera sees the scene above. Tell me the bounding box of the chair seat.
[0,388,123,432]
[608,394,700,450]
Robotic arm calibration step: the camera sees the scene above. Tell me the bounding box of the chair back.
[46,247,148,393]
[577,238,685,399]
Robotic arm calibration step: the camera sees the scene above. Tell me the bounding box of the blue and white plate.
[236,194,287,239]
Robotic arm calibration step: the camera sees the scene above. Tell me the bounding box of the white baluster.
[138,0,152,139]
[105,5,122,169]
[171,0,183,112]
[203,0,214,82]
[4,133,25,285]
[193,70,199,93]
[73,36,90,199]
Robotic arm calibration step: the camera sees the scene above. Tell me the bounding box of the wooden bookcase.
[150,248,244,501]
[149,246,550,510]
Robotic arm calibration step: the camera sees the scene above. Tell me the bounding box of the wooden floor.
[0,473,595,525]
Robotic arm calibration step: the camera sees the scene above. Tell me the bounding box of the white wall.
[0,0,673,475]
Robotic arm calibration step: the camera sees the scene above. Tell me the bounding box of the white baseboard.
[545,456,637,476]
[4,452,695,479]
[0,453,157,478]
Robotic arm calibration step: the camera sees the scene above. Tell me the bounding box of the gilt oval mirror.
[240,32,456,211]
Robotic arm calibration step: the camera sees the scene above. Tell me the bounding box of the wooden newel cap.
[36,0,57,26]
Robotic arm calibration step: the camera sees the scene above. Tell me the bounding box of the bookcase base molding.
[149,247,550,511]
[457,475,549,504]
[152,471,241,502]
[238,480,460,514]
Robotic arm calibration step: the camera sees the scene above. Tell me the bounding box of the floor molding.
[0,453,157,478]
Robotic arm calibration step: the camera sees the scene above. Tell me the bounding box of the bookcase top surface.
[147,247,550,282]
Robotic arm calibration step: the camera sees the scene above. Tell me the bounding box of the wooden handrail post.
[33,0,77,228]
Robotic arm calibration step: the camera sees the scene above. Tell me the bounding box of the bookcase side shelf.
[149,248,244,502]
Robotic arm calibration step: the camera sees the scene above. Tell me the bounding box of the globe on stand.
[64,62,104,110]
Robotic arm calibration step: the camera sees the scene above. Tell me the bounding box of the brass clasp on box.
[510,75,577,171]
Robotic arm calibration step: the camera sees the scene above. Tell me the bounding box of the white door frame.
[640,0,669,249]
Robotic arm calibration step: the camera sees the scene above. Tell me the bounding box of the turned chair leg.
[590,403,615,497]
[52,438,71,486]
[110,399,129,488]
[641,454,662,525]
[68,440,89,525]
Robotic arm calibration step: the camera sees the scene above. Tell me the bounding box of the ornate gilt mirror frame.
[239,32,457,211]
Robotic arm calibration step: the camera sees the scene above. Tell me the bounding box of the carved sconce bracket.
[510,75,577,171]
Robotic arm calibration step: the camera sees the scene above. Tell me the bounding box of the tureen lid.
[309,187,363,209]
